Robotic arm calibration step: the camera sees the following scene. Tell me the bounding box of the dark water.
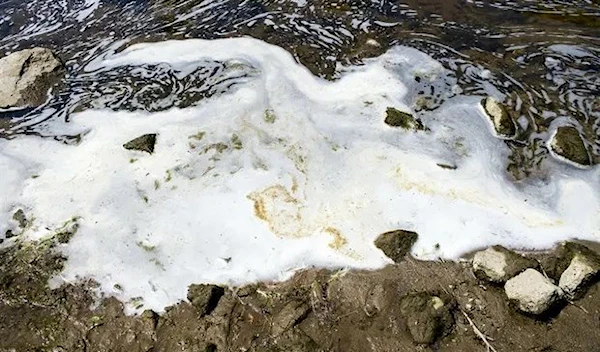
[0,0,599,179]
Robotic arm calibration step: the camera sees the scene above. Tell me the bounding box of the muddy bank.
[1,234,599,352]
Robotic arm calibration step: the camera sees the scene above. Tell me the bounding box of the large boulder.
[0,48,65,109]
[549,126,591,167]
[505,269,562,315]
[472,246,538,283]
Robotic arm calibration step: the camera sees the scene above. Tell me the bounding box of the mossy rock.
[374,230,418,263]
[481,97,516,138]
[384,107,424,131]
[400,292,455,345]
[549,126,591,166]
[187,284,225,316]
[123,134,157,154]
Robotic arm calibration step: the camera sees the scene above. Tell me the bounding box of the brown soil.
[0,237,599,352]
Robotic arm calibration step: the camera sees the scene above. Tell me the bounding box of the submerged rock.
[187,284,225,316]
[384,107,424,130]
[123,134,157,154]
[481,97,517,138]
[505,269,562,315]
[400,292,454,345]
[549,126,591,167]
[374,230,418,263]
[0,48,65,109]
[558,252,600,299]
[472,246,538,283]
[12,209,28,228]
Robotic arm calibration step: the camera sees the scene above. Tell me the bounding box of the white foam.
[1,38,598,313]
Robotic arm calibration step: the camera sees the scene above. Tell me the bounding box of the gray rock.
[123,134,157,154]
[549,126,591,167]
[384,107,424,130]
[505,269,562,315]
[559,254,600,299]
[481,97,517,138]
[374,229,418,263]
[0,48,65,109]
[472,246,538,283]
[187,284,224,316]
[400,292,454,345]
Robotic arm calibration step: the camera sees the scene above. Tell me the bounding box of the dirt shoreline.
[0,235,599,352]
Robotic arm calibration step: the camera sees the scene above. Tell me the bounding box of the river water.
[0,1,598,312]
[1,0,599,177]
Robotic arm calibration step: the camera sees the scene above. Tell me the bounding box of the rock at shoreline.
[505,269,562,315]
[558,253,600,300]
[400,292,454,344]
[472,246,538,283]
[549,126,591,167]
[123,134,157,154]
[187,284,224,316]
[481,97,517,138]
[384,107,424,131]
[374,230,418,263]
[0,48,65,109]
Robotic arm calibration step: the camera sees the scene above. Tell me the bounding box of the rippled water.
[1,0,599,179]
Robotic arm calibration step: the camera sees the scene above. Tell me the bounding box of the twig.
[567,299,589,314]
[461,310,497,352]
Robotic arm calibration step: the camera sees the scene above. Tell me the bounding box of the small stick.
[461,310,498,352]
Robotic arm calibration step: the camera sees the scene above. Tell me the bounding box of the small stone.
[558,254,600,299]
[374,229,418,263]
[549,126,591,167]
[0,48,65,108]
[472,246,538,283]
[505,269,562,315]
[384,107,424,130]
[187,284,225,316]
[5,230,16,239]
[366,39,381,47]
[12,209,28,228]
[400,292,454,345]
[271,300,310,336]
[481,97,517,138]
[123,134,157,154]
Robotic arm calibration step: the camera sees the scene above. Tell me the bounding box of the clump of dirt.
[374,229,418,263]
[1,238,599,351]
[400,292,455,344]
[187,284,225,316]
